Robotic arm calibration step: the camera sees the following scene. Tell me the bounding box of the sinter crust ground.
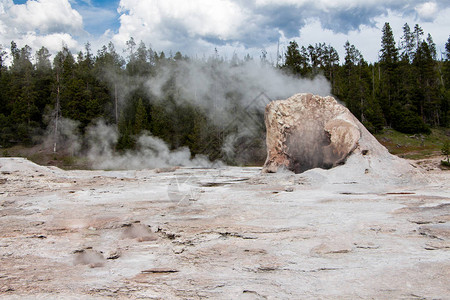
[0,157,449,299]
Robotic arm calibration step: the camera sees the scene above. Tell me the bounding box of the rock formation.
[262,93,408,176]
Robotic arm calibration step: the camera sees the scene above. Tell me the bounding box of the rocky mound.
[262,93,421,185]
[0,157,63,175]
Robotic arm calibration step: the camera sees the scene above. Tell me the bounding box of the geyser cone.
[262,93,403,176]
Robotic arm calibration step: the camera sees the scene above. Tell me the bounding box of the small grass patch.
[374,127,449,160]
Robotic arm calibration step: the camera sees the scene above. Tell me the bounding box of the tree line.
[283,23,449,134]
[0,22,449,163]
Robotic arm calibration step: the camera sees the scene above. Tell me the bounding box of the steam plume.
[50,58,331,169]
[85,120,217,170]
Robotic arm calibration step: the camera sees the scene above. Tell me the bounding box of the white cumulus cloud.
[0,0,449,65]
[114,0,248,51]
[112,0,444,55]
[415,2,438,21]
[0,0,83,55]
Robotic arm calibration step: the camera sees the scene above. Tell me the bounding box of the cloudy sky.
[1,0,449,63]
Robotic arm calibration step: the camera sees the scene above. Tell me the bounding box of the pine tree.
[8,44,38,143]
[342,41,362,116]
[283,41,309,76]
[444,36,450,89]
[413,41,440,127]
[398,23,416,124]
[117,113,134,150]
[95,42,125,124]
[0,44,8,125]
[35,47,51,71]
[443,36,450,127]
[34,46,54,128]
[321,44,340,94]
[0,45,7,75]
[379,22,400,126]
[341,41,376,126]
[413,24,424,50]
[400,23,415,62]
[426,34,437,60]
[134,98,148,134]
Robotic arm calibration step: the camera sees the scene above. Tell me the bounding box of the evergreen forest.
[0,22,449,166]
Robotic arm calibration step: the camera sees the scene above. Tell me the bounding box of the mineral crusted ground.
[0,157,449,299]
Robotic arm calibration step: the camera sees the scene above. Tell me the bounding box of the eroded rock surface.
[0,158,449,299]
[263,93,371,173]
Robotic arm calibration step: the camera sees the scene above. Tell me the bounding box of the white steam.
[85,120,218,170]
[44,117,81,156]
[145,59,331,125]
[49,58,331,170]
